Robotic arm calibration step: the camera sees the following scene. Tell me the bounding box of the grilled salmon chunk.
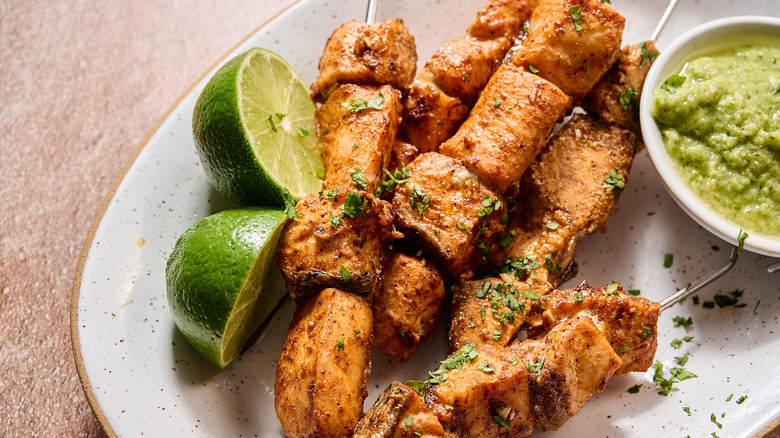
[512,0,624,104]
[439,64,569,194]
[424,343,535,437]
[311,19,417,102]
[400,80,471,154]
[449,275,549,351]
[354,381,450,438]
[583,40,660,136]
[373,250,446,362]
[517,314,622,430]
[424,37,510,106]
[275,186,400,302]
[489,114,637,285]
[528,282,660,374]
[392,152,506,277]
[316,84,403,192]
[467,0,540,40]
[275,288,373,437]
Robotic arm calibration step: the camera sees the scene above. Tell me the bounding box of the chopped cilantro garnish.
[726,394,734,402]
[711,413,722,429]
[336,338,345,350]
[329,212,342,228]
[673,316,693,328]
[642,325,652,338]
[343,190,368,217]
[661,75,686,92]
[315,168,325,180]
[604,169,626,197]
[628,289,641,296]
[737,395,748,404]
[406,380,425,395]
[405,414,414,427]
[527,354,546,374]
[410,184,430,215]
[266,115,278,132]
[639,41,659,66]
[456,223,471,234]
[493,96,502,108]
[737,229,749,254]
[375,163,411,197]
[569,5,583,31]
[603,282,620,296]
[523,290,540,300]
[671,338,683,349]
[296,127,309,137]
[574,294,585,302]
[683,406,691,416]
[675,352,689,366]
[493,414,512,430]
[339,264,351,283]
[350,169,368,189]
[627,384,642,394]
[619,88,639,111]
[322,184,342,199]
[528,64,539,74]
[342,93,385,113]
[619,346,630,353]
[663,253,674,268]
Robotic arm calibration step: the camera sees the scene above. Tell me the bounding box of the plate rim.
[68,2,301,436]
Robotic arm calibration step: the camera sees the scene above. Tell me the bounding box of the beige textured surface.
[0,0,292,435]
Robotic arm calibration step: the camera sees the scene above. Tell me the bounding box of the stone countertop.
[0,0,292,435]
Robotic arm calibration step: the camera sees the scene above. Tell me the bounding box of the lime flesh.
[193,47,322,207]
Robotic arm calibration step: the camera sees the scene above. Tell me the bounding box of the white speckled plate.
[71,1,780,437]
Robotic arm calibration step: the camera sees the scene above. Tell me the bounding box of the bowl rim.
[639,14,780,258]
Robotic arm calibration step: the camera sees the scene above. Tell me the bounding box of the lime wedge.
[192,47,322,207]
[165,207,287,368]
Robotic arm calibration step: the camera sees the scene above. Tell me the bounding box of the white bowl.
[640,15,780,258]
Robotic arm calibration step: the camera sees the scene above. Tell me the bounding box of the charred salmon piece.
[373,250,446,362]
[467,0,540,40]
[392,152,506,277]
[449,275,549,351]
[353,381,451,438]
[515,313,622,431]
[530,281,660,374]
[311,18,417,103]
[583,40,660,136]
[275,186,400,302]
[424,37,510,106]
[316,84,402,192]
[488,113,636,286]
[274,288,373,438]
[399,79,470,154]
[511,0,625,104]
[424,343,534,437]
[439,64,569,194]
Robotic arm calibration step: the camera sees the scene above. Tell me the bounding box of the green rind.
[165,207,287,367]
[192,47,320,208]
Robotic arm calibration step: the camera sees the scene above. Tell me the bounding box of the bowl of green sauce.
[640,15,780,257]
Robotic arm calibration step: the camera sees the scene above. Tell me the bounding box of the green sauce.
[651,43,780,238]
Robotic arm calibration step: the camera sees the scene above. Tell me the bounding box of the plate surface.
[72,1,780,437]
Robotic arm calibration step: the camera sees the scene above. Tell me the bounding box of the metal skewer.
[651,0,680,42]
[659,246,739,313]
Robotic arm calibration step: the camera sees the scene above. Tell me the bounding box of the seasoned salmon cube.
[373,250,446,362]
[424,37,510,106]
[449,276,549,351]
[274,288,373,437]
[511,0,624,103]
[275,186,400,302]
[529,282,660,374]
[400,79,470,154]
[488,114,636,285]
[517,314,622,431]
[316,84,402,192]
[392,153,506,277]
[354,381,450,438]
[467,0,540,40]
[424,343,534,437]
[311,19,417,102]
[583,40,660,136]
[439,64,569,194]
